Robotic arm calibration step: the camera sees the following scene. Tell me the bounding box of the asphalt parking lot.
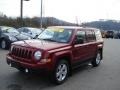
[0,39,120,90]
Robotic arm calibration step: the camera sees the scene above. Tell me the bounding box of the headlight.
[9,36,17,41]
[34,51,42,60]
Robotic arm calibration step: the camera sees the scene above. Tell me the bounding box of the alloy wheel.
[56,63,68,82]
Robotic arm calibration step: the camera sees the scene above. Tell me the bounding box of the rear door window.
[75,30,86,44]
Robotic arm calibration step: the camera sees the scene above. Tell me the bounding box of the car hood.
[15,34,31,40]
[4,32,18,37]
[12,39,70,51]
[4,33,31,40]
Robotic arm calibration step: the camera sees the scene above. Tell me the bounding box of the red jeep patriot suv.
[6,26,104,84]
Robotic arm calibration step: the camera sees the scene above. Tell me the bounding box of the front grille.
[11,47,32,59]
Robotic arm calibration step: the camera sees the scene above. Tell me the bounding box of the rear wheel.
[52,60,69,85]
[91,51,102,67]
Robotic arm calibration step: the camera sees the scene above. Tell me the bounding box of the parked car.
[0,26,31,49]
[101,31,106,38]
[105,31,114,38]
[7,26,104,84]
[114,32,120,39]
[17,27,42,38]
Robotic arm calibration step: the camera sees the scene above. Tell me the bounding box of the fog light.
[25,69,29,73]
[9,63,12,67]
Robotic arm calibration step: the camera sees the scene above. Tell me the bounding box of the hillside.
[82,20,120,31]
[0,14,77,28]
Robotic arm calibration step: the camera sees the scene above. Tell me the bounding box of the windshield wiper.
[42,38,57,42]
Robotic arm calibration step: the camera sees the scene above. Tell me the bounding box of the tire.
[91,51,102,67]
[0,39,8,49]
[52,60,69,85]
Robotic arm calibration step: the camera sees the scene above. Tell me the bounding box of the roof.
[0,26,13,28]
[20,27,43,30]
[0,26,15,31]
[48,26,100,31]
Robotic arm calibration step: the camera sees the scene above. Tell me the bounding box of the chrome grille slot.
[19,48,22,57]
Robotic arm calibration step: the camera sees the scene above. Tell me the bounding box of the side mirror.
[75,37,84,44]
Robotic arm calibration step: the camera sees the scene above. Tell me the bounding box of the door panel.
[72,30,89,63]
[73,43,89,62]
[85,42,97,59]
[86,30,97,59]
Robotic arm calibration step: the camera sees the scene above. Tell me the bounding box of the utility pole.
[40,0,43,28]
[20,0,30,26]
[20,0,23,26]
[76,16,79,26]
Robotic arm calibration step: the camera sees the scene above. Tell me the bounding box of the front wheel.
[52,60,69,85]
[91,51,102,67]
[0,39,8,49]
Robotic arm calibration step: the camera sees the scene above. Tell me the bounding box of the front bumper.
[6,55,52,72]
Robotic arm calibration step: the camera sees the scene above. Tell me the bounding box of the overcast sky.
[0,0,120,23]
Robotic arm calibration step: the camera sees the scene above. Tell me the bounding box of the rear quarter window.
[86,30,96,42]
[95,30,103,42]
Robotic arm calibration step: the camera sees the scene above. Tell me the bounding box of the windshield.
[2,27,19,34]
[37,28,73,43]
[29,28,42,34]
